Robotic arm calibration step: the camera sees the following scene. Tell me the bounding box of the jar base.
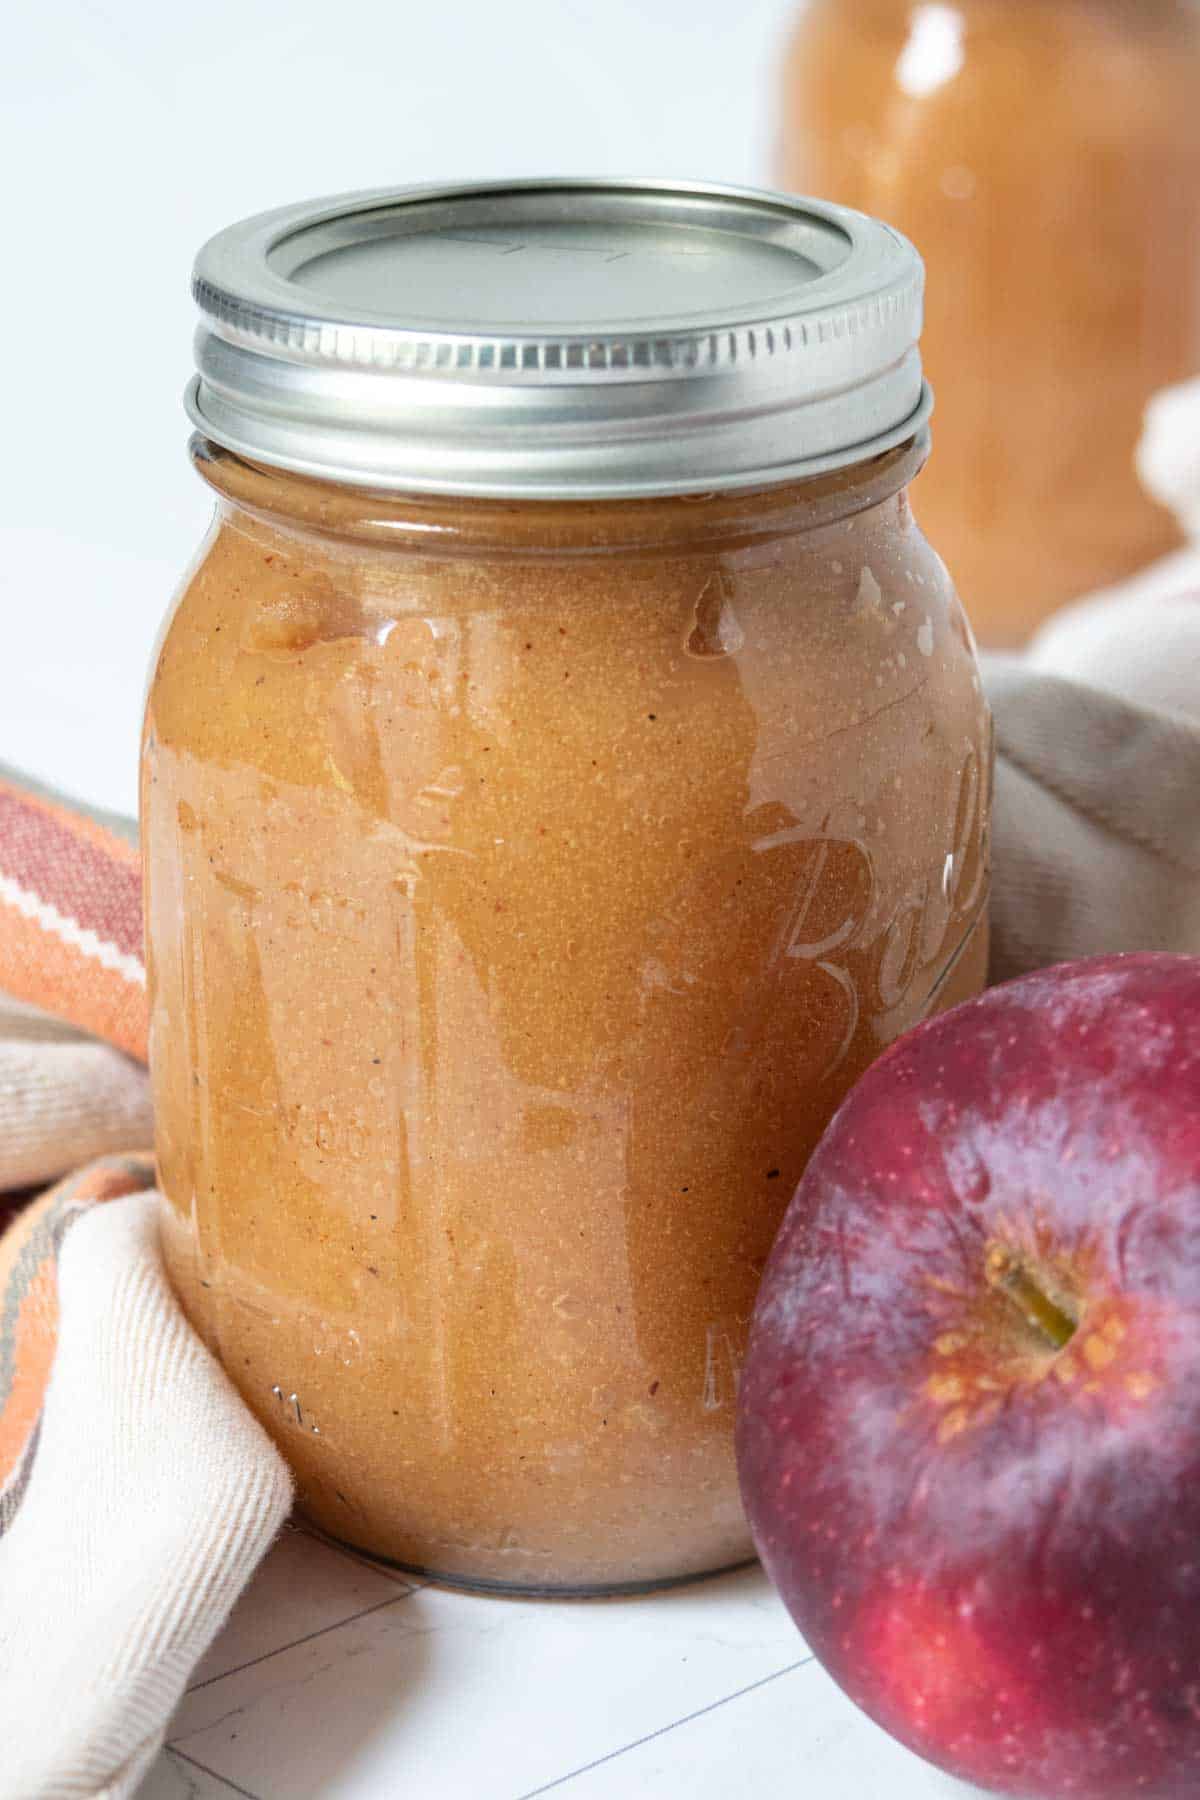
[308,1520,758,1600]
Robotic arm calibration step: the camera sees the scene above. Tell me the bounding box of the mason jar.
[143,180,992,1593]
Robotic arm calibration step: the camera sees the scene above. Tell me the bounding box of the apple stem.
[984,1244,1077,1349]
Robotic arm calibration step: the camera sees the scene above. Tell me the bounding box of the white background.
[1,0,801,817]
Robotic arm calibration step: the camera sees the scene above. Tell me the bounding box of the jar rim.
[192,429,931,557]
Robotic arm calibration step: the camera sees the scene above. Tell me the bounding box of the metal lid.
[188,178,930,499]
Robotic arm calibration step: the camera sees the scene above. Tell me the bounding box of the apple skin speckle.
[736,953,1200,1800]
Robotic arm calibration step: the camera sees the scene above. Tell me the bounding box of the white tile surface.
[188,1523,411,1692]
[546,1656,986,1800]
[138,1748,257,1799]
[164,1555,798,1799]
[134,1527,987,1800]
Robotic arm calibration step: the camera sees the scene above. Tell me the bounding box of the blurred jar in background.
[779,0,1200,645]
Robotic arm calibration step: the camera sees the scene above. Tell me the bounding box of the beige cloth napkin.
[0,995,152,1193]
[980,375,1200,975]
[0,579,1198,1798]
[0,783,291,1799]
[0,1195,291,1799]
[986,643,1200,983]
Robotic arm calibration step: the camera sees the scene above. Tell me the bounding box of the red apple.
[737,953,1200,1800]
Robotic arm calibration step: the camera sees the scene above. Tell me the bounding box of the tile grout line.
[168,1744,263,1799]
[181,1591,413,1696]
[512,1656,815,1799]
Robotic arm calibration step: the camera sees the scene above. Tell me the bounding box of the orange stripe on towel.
[0,895,148,1062]
[0,1157,155,1521]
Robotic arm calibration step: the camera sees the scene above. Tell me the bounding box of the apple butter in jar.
[144,180,992,1593]
[779,0,1200,644]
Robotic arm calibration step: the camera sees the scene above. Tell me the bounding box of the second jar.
[145,181,992,1593]
[779,0,1200,644]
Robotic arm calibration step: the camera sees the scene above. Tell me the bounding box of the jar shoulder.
[145,497,987,848]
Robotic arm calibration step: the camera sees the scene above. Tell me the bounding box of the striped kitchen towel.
[0,762,146,1062]
[0,771,156,1538]
[0,764,151,1200]
[0,769,291,1800]
[0,1152,156,1535]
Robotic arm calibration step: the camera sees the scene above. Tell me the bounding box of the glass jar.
[144,180,992,1594]
[778,0,1200,645]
